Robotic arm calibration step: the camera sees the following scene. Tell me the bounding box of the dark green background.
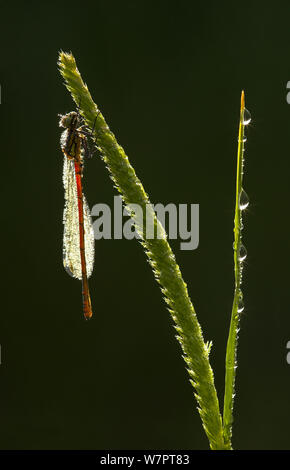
[1,0,290,450]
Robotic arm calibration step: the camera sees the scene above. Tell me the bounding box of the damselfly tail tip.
[84,311,93,321]
[83,302,93,321]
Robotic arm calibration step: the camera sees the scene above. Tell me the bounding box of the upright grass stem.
[58,51,229,450]
[223,91,250,447]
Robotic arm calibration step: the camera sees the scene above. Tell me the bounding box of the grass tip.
[241,90,245,110]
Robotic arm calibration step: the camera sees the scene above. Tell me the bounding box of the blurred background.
[1,0,290,450]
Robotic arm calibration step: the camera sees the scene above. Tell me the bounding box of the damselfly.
[59,110,95,320]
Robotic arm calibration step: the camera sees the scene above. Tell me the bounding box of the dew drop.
[238,244,247,262]
[237,298,244,313]
[239,189,249,210]
[238,135,247,142]
[243,108,251,125]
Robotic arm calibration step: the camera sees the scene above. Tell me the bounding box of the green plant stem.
[223,91,247,447]
[58,51,230,450]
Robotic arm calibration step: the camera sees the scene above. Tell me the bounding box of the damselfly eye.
[59,114,71,128]
[59,111,79,129]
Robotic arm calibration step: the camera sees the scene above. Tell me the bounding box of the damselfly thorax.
[60,111,88,164]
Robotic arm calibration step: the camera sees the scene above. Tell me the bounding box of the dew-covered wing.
[62,157,95,280]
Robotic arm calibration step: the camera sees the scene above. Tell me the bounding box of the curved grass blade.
[223,91,251,447]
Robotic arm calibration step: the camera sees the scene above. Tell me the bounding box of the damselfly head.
[59,111,80,129]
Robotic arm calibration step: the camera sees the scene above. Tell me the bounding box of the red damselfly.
[59,111,95,320]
